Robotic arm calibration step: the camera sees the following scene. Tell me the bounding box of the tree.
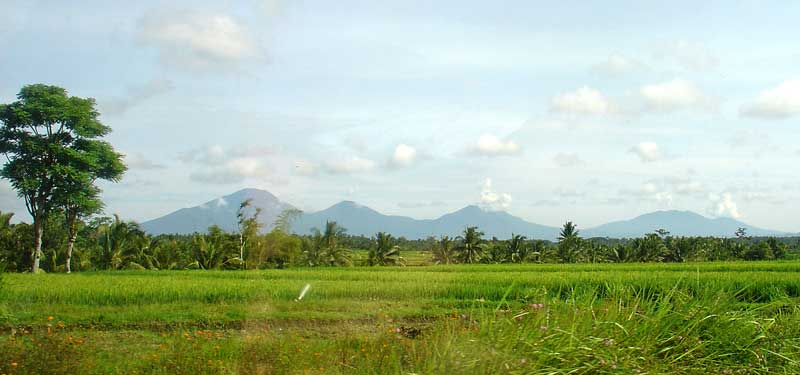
[236,199,262,269]
[506,234,530,263]
[432,236,456,264]
[557,221,582,263]
[455,226,485,264]
[273,208,303,233]
[368,232,401,266]
[95,215,140,270]
[303,221,351,267]
[0,84,125,273]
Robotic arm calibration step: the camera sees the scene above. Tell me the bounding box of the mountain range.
[140,188,791,240]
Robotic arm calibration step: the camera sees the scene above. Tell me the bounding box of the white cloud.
[215,197,228,207]
[740,79,800,119]
[472,134,521,156]
[553,187,583,198]
[640,183,673,204]
[294,159,319,176]
[325,156,377,174]
[708,192,741,219]
[550,86,614,116]
[123,152,166,170]
[189,157,269,184]
[138,10,261,71]
[591,53,646,76]
[655,40,719,71]
[102,78,174,115]
[629,142,663,162]
[479,178,512,210]
[640,79,714,112]
[389,143,417,168]
[552,152,586,167]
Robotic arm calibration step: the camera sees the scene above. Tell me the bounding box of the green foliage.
[455,226,485,264]
[432,236,456,264]
[556,221,583,263]
[367,232,401,266]
[0,84,125,273]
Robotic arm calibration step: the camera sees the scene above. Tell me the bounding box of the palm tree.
[432,236,456,264]
[95,215,137,270]
[368,232,401,266]
[507,234,529,263]
[304,221,351,266]
[557,221,582,263]
[455,226,485,264]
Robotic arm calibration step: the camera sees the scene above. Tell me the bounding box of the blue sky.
[2,0,799,231]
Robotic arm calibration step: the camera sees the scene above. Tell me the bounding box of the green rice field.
[2,261,800,374]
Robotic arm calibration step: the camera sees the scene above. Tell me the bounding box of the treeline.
[1,209,797,272]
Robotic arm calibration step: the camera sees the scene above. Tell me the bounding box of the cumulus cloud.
[629,142,663,162]
[189,157,269,184]
[740,79,800,119]
[708,192,741,219]
[180,144,273,184]
[591,53,647,76]
[654,40,719,71]
[471,134,521,156]
[552,152,586,167]
[640,79,714,112]
[123,152,166,170]
[138,9,261,71]
[389,144,417,168]
[550,86,615,116]
[479,178,512,210]
[324,156,377,175]
[103,78,174,115]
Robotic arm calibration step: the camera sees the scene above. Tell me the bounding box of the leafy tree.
[368,232,401,266]
[632,233,666,262]
[273,208,303,233]
[432,236,456,264]
[94,215,140,270]
[0,84,125,272]
[236,198,262,269]
[455,226,485,264]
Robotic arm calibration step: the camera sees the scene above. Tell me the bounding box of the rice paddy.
[2,261,800,374]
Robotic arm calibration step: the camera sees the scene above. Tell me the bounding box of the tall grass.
[2,262,800,373]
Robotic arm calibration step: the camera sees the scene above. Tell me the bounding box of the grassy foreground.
[2,262,800,374]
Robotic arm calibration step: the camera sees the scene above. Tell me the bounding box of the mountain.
[583,210,788,238]
[292,202,561,240]
[140,189,791,239]
[140,188,295,235]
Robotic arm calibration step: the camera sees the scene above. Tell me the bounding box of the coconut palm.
[304,221,351,266]
[455,226,485,264]
[95,215,139,270]
[368,232,401,266]
[432,236,456,264]
[556,221,582,263]
[507,234,530,263]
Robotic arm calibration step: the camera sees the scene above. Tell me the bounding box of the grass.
[2,261,800,373]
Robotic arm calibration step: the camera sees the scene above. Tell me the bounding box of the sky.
[1,0,799,231]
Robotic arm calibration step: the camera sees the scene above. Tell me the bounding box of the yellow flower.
[47,316,54,321]
[11,362,18,367]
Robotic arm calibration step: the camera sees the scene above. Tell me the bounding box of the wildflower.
[11,362,18,367]
[47,316,54,321]
[539,326,548,331]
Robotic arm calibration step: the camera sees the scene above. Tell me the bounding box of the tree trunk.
[65,212,77,273]
[32,218,43,273]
